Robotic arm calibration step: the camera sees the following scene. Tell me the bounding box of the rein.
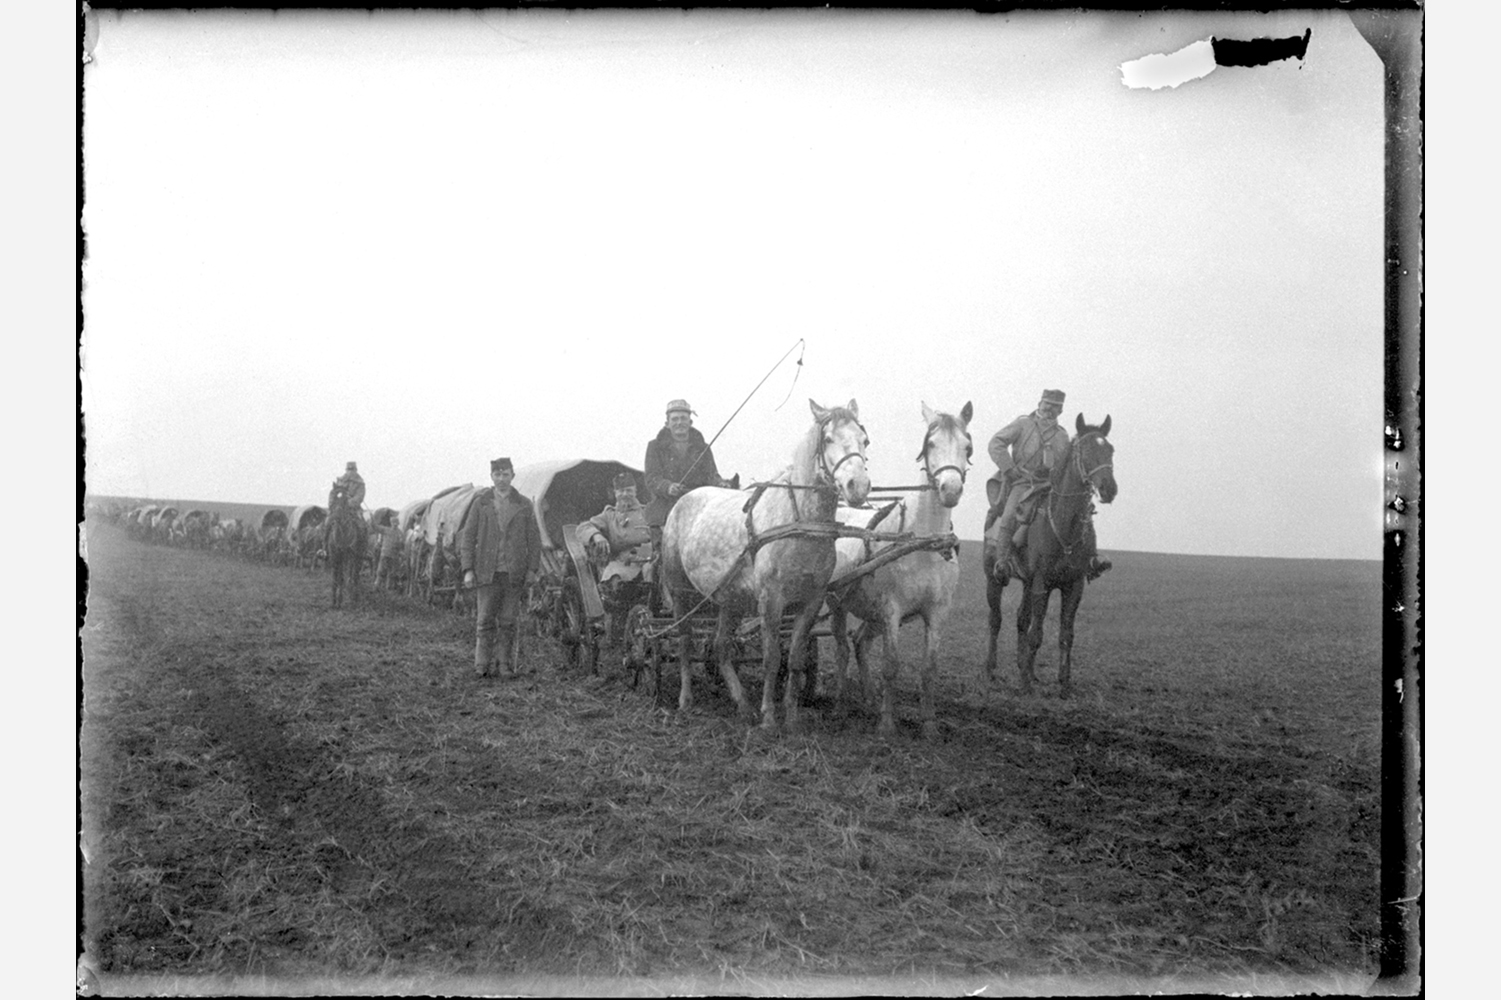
[1045,432,1112,557]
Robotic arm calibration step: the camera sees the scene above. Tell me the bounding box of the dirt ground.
[79,520,1382,995]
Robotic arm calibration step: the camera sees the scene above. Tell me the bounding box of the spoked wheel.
[560,580,597,671]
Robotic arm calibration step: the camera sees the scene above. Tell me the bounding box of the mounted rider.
[576,472,654,599]
[326,461,366,537]
[984,390,1111,581]
[643,399,733,533]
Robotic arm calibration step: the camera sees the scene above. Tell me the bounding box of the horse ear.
[846,398,859,420]
[921,401,936,425]
[1100,414,1112,437]
[1076,413,1086,436]
[809,399,828,421]
[960,401,973,426]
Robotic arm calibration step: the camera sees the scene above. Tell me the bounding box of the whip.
[678,338,806,486]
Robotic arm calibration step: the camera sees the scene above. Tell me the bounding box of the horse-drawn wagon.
[411,485,481,606]
[288,504,328,569]
[510,459,644,675]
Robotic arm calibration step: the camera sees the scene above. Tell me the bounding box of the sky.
[81,8,1389,559]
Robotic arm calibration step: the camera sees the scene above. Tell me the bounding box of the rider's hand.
[463,569,475,588]
[590,538,610,562]
[669,482,684,497]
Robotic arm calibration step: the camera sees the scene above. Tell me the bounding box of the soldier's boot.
[496,625,516,674]
[990,515,1018,582]
[982,505,1001,570]
[474,631,493,679]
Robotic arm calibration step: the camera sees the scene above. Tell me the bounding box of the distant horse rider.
[325,461,366,541]
[460,457,542,678]
[644,398,733,543]
[984,389,1111,582]
[577,472,655,601]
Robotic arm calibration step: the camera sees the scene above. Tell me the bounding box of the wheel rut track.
[84,528,552,967]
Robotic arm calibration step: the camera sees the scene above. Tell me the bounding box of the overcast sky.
[81,8,1386,559]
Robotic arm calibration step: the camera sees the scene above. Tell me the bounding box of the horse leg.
[1020,584,1052,695]
[876,607,902,737]
[1014,587,1036,695]
[984,575,1004,697]
[829,605,851,716]
[782,602,821,734]
[331,554,342,608]
[716,605,754,721]
[1058,580,1084,698]
[920,606,950,740]
[677,626,695,712]
[758,594,787,731]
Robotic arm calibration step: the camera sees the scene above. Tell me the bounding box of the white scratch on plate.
[1120,38,1216,90]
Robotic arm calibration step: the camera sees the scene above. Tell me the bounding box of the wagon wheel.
[559,579,593,670]
[623,604,652,688]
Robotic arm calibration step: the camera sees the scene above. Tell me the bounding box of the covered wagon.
[413,484,482,605]
[510,459,644,672]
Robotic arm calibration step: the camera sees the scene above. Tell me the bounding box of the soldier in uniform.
[460,457,542,677]
[984,389,1111,581]
[577,472,654,598]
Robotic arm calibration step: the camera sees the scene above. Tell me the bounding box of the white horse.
[827,401,973,739]
[660,399,872,733]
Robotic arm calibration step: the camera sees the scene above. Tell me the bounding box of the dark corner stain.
[1212,28,1312,68]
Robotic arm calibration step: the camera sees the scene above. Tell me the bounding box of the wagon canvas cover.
[288,505,326,532]
[419,484,480,548]
[509,459,643,551]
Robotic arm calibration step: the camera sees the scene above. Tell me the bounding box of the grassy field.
[79,518,1382,995]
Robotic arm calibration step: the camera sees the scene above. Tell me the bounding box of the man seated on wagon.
[576,472,655,600]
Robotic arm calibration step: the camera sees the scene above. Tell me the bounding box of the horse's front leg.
[1018,583,1051,695]
[759,593,788,731]
[677,625,695,713]
[1057,580,1085,698]
[876,606,903,736]
[716,605,754,721]
[782,601,822,734]
[828,601,852,716]
[984,575,1004,697]
[919,607,950,740]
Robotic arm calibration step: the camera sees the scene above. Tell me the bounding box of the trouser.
[475,573,525,673]
[376,554,395,589]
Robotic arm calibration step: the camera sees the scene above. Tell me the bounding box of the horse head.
[1073,413,1117,504]
[809,398,871,507]
[918,401,974,508]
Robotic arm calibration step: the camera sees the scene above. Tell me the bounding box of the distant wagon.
[413,484,482,606]
[288,504,328,569]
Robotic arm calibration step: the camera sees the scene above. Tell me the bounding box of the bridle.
[1046,431,1113,556]
[916,421,972,488]
[817,412,869,486]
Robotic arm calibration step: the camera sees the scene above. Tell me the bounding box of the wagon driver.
[644,398,733,538]
[460,457,542,678]
[984,389,1111,581]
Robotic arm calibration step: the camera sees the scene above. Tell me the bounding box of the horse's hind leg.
[1057,581,1084,698]
[715,606,754,722]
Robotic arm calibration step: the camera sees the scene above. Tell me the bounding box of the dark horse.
[983,414,1117,697]
[325,486,365,609]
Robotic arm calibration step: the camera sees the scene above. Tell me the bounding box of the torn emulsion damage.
[1121,28,1311,91]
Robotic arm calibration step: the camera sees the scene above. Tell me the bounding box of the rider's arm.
[643,440,674,500]
[988,418,1022,474]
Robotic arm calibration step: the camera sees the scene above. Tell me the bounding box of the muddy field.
[79,518,1382,995]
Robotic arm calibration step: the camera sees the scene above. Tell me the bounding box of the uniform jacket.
[988,413,1069,484]
[577,502,653,562]
[459,486,542,583]
[333,472,366,508]
[644,426,722,526]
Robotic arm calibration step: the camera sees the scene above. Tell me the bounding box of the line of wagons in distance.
[102,459,885,704]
